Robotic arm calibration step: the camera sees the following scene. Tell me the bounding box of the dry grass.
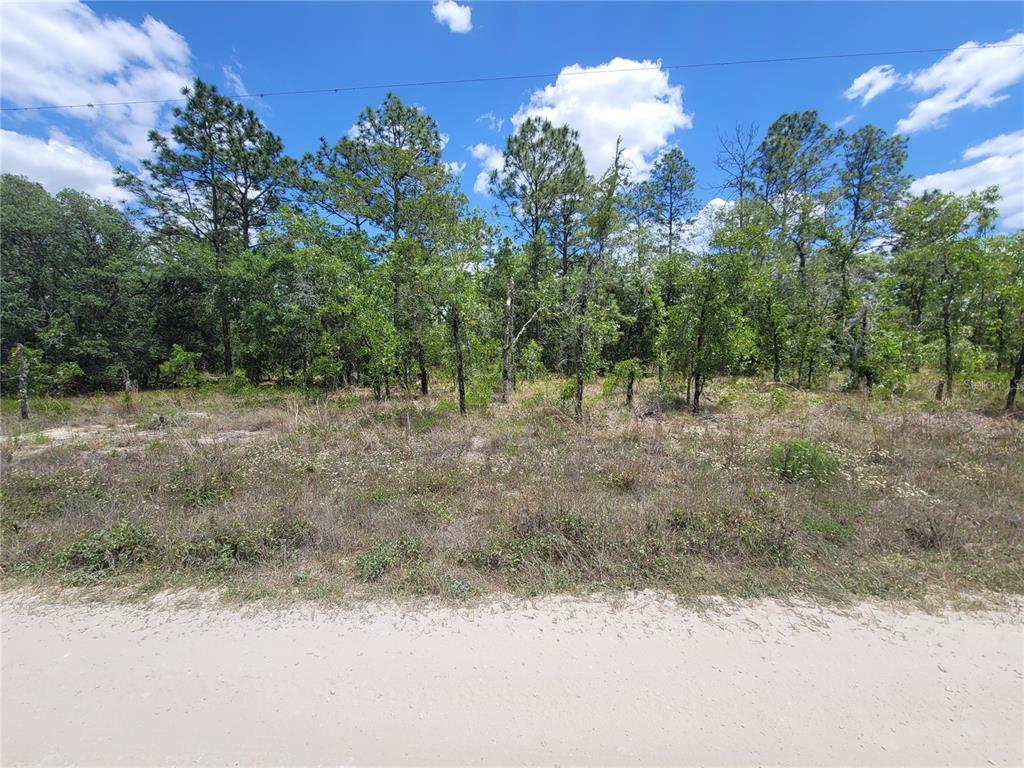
[2,372,1022,605]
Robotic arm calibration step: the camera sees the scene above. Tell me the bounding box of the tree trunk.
[220,306,233,375]
[417,343,428,396]
[626,365,635,408]
[123,368,134,412]
[1005,337,1024,410]
[501,277,513,404]
[691,372,703,414]
[942,299,954,400]
[995,304,1007,371]
[16,344,28,421]
[452,306,466,416]
[530,233,542,345]
[573,298,587,420]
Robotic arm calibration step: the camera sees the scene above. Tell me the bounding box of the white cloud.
[476,111,505,132]
[844,65,903,106]
[897,34,1024,133]
[0,1,192,165]
[222,63,247,99]
[962,128,1024,161]
[511,57,692,177]
[911,130,1024,229]
[469,143,504,194]
[0,128,128,202]
[445,160,466,176]
[432,0,472,33]
[833,114,855,129]
[678,198,730,254]
[841,35,1024,133]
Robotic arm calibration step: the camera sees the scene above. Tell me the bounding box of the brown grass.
[2,372,1022,605]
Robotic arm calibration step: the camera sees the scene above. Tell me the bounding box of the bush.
[769,387,789,411]
[58,519,159,573]
[1,346,84,395]
[768,439,840,483]
[179,516,315,570]
[171,461,236,507]
[354,535,423,583]
[462,511,603,574]
[604,468,637,492]
[905,513,960,551]
[668,506,794,566]
[159,344,203,388]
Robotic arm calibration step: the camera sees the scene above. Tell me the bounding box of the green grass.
[768,438,841,483]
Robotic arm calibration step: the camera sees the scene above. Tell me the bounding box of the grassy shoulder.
[2,372,1022,606]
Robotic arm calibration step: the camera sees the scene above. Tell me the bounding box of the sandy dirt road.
[1,593,1021,767]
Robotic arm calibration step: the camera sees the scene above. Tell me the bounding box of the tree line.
[2,78,1022,414]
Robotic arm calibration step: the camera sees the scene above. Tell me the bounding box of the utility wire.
[2,43,1022,113]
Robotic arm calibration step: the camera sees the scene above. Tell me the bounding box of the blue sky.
[1,1,1022,228]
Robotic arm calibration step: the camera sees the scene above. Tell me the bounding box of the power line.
[2,43,1021,113]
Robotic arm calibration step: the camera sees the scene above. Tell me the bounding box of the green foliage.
[768,387,789,411]
[58,520,159,573]
[667,506,794,566]
[604,468,638,492]
[463,511,603,574]
[768,439,840,483]
[355,535,423,583]
[1,346,84,395]
[802,505,856,545]
[179,516,315,570]
[1,91,1015,415]
[171,462,237,507]
[159,345,204,388]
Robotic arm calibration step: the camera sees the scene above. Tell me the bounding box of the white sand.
[2,592,1021,766]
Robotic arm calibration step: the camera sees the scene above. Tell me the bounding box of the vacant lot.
[2,374,1022,604]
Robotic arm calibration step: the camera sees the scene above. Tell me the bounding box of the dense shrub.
[158,344,203,388]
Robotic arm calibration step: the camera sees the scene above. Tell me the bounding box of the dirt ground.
[2,592,1021,766]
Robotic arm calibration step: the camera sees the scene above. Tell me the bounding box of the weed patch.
[171,461,237,507]
[57,519,159,573]
[355,535,423,583]
[178,516,315,570]
[768,439,840,483]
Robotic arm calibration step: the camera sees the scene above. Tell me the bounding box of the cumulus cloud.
[469,143,504,194]
[512,57,692,177]
[0,1,192,163]
[0,1,193,202]
[432,0,472,33]
[445,160,466,176]
[844,64,903,106]
[677,198,731,254]
[0,128,128,202]
[911,130,1024,229]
